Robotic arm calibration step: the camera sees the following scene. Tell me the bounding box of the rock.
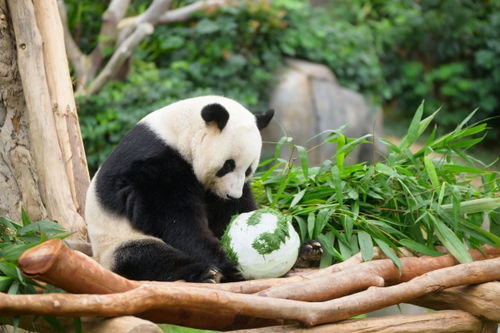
[262,58,385,165]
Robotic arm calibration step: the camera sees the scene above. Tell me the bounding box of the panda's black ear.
[201,103,229,131]
[255,109,274,130]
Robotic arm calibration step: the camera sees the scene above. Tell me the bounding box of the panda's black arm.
[205,182,257,239]
[120,161,242,280]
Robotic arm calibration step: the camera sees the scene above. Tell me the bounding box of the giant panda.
[85,95,274,283]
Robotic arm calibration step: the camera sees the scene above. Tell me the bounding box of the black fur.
[94,123,255,282]
[216,159,235,177]
[256,109,275,130]
[201,103,229,131]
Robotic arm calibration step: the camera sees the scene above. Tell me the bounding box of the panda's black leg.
[112,238,222,283]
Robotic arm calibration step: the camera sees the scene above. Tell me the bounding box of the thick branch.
[410,281,500,322]
[117,0,172,44]
[56,0,90,92]
[257,246,500,301]
[8,315,162,333]
[2,258,500,329]
[90,0,131,74]
[84,22,154,96]
[33,0,90,216]
[235,310,496,333]
[7,0,87,240]
[158,0,227,24]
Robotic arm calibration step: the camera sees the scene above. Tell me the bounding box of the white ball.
[222,208,300,280]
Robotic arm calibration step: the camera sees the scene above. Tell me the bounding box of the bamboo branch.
[7,0,87,240]
[2,258,500,329]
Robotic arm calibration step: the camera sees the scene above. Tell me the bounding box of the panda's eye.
[245,166,252,177]
[216,159,235,177]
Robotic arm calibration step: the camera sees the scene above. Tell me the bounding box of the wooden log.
[257,246,500,301]
[409,281,500,322]
[10,315,162,333]
[17,239,280,330]
[18,240,500,298]
[6,255,500,329]
[229,310,497,333]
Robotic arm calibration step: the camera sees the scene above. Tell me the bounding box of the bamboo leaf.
[318,232,344,261]
[423,156,439,188]
[399,101,424,149]
[442,164,488,174]
[21,208,31,227]
[274,136,292,159]
[290,189,306,209]
[399,239,442,256]
[374,238,402,270]
[0,276,13,292]
[417,107,440,138]
[296,145,309,179]
[429,215,473,263]
[294,216,307,242]
[441,198,500,215]
[307,212,315,240]
[358,230,374,261]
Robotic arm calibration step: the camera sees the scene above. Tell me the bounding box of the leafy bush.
[77,0,387,172]
[253,105,500,267]
[0,211,70,330]
[330,0,500,137]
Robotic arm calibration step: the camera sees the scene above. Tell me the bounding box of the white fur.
[141,95,262,199]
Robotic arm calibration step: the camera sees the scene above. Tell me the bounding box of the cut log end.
[18,239,63,276]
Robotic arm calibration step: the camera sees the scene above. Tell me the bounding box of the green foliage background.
[70,0,500,173]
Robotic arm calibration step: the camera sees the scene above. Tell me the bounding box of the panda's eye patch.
[216,159,235,177]
[245,166,252,177]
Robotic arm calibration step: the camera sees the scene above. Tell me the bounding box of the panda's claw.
[201,267,223,283]
[294,240,323,268]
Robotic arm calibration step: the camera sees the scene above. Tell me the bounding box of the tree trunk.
[0,0,47,222]
[0,0,89,240]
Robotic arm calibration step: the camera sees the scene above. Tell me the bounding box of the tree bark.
[0,0,47,222]
[5,0,88,240]
[33,0,90,215]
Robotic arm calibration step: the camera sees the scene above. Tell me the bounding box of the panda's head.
[193,100,273,199]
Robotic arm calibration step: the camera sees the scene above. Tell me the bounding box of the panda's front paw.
[220,261,244,282]
[294,240,323,268]
[201,267,223,283]
[180,263,222,283]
